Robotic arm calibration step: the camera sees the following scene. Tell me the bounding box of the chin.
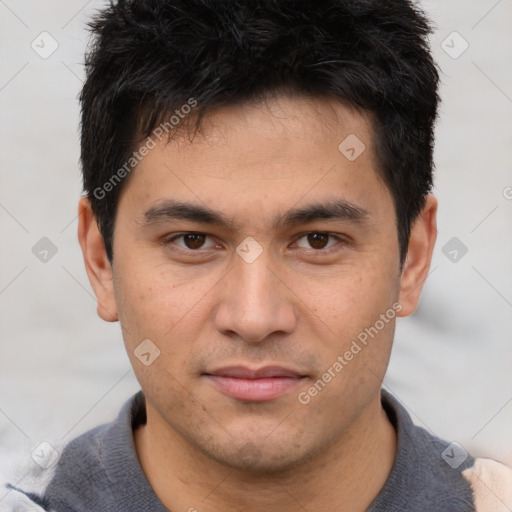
[195,431,318,475]
[216,448,304,475]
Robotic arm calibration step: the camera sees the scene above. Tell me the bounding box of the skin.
[78,94,437,512]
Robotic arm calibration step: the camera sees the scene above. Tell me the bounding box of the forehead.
[166,95,375,176]
[118,94,392,225]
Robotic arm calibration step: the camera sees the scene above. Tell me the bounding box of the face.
[82,95,425,473]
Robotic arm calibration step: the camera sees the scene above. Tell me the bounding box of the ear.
[397,195,438,317]
[77,197,119,322]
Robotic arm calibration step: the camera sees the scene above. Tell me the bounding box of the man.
[4,0,511,510]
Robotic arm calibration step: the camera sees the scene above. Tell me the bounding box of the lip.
[203,365,307,402]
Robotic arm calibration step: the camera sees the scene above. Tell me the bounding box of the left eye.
[165,233,217,250]
[294,232,341,250]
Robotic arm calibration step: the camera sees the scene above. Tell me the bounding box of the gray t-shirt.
[3,389,511,511]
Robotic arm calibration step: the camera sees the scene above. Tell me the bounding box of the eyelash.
[162,231,346,255]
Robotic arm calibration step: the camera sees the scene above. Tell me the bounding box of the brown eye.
[182,233,206,249]
[164,232,216,251]
[295,232,339,251]
[307,232,330,249]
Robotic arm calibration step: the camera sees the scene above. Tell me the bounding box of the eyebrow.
[138,199,369,230]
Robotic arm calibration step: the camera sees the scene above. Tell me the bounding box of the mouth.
[202,365,308,402]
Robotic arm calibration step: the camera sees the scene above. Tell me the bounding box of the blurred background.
[0,0,511,490]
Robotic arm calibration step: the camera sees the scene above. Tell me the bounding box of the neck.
[134,392,397,512]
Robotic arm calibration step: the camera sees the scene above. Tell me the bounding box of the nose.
[213,245,297,344]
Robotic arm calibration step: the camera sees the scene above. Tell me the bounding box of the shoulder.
[462,457,512,512]
[373,390,475,511]
[376,389,512,512]
[1,393,144,512]
[1,448,64,512]
[1,423,110,512]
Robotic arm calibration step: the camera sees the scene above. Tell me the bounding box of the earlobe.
[397,195,438,317]
[77,197,119,322]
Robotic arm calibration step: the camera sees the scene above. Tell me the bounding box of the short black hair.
[80,0,440,266]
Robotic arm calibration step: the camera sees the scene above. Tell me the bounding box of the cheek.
[115,264,180,328]
[114,260,221,360]
[297,262,398,339]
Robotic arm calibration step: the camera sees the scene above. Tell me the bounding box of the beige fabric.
[462,458,512,512]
